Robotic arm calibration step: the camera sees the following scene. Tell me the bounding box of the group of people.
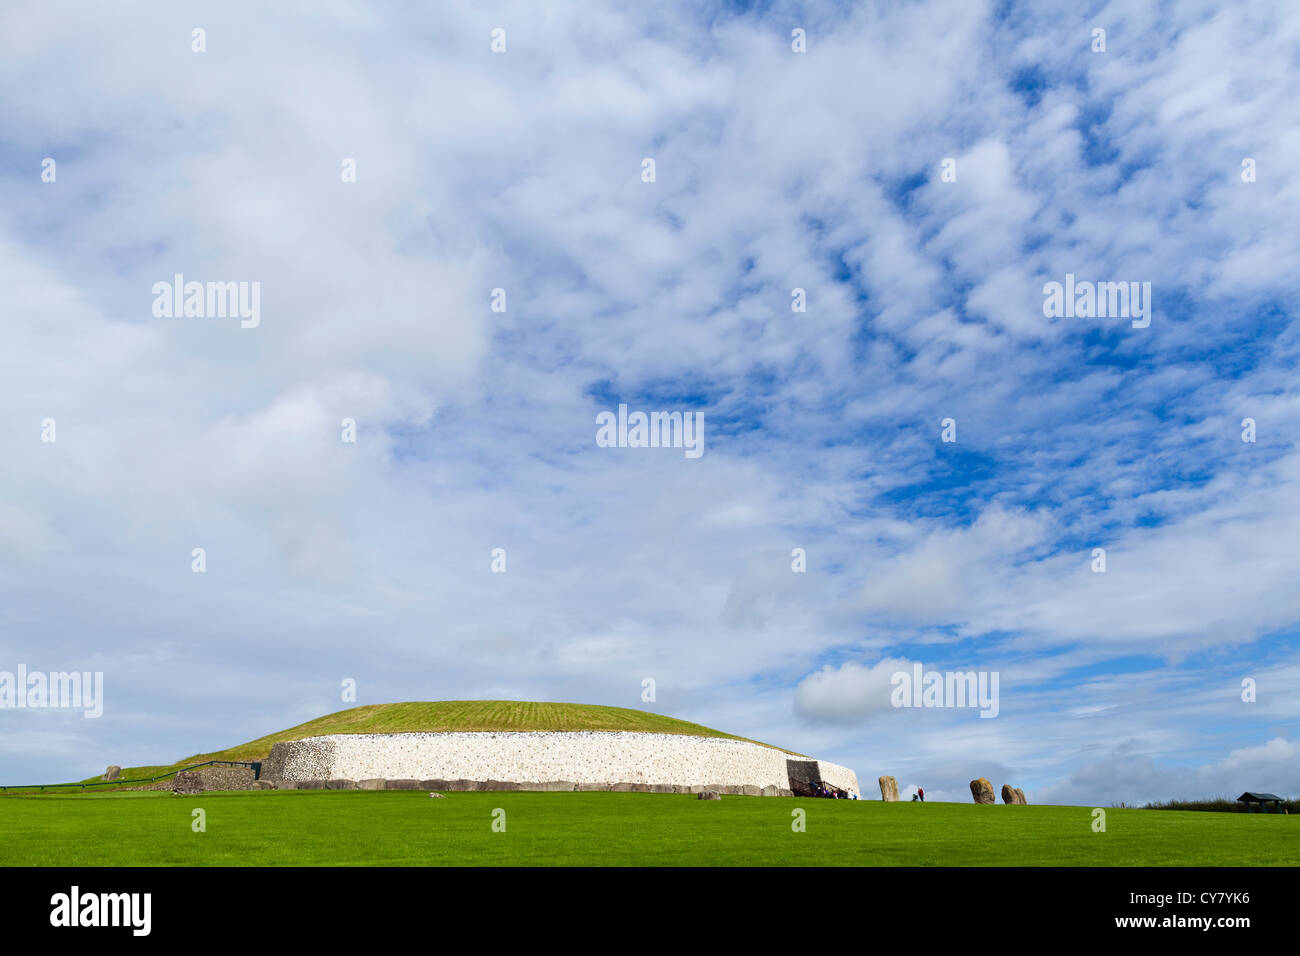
[806,783,922,801]
[815,783,858,799]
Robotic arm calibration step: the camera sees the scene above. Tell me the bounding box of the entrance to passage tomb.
[786,759,822,797]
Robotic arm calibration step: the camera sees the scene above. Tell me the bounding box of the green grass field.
[2,790,1295,866]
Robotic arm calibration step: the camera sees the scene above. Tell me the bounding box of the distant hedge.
[1141,797,1297,813]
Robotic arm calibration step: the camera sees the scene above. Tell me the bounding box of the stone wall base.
[126,766,259,793]
[272,778,794,796]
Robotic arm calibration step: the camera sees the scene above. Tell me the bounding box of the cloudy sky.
[2,0,1298,805]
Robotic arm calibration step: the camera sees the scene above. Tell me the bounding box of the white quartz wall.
[272,731,859,796]
[815,761,859,795]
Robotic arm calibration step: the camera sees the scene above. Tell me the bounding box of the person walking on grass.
[918,787,925,803]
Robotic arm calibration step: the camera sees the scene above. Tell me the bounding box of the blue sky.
[1,0,1298,804]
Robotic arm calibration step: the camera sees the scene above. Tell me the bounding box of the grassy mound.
[81,701,788,783]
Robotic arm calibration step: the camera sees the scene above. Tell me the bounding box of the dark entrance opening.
[786,759,822,797]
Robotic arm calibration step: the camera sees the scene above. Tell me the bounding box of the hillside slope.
[87,701,795,782]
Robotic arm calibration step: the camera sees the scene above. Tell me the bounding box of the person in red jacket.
[918,787,925,803]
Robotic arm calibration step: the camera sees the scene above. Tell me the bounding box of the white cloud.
[794,658,912,724]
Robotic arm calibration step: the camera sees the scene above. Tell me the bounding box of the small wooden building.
[1237,791,1285,813]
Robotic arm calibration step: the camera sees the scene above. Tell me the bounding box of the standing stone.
[970,778,995,804]
[697,790,721,800]
[1014,787,1027,805]
[1001,784,1018,804]
[878,775,900,802]
[103,765,121,782]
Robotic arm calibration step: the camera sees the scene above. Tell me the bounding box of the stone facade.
[130,766,259,793]
[260,731,860,797]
